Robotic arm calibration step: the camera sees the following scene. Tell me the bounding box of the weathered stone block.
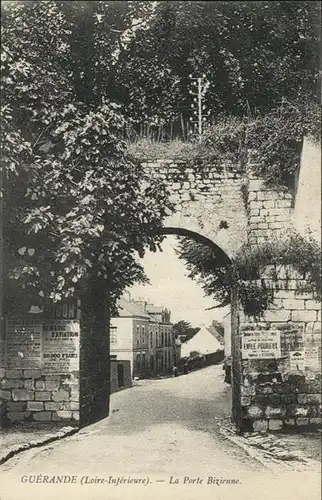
[24,379,35,390]
[247,405,263,418]
[23,369,42,379]
[65,402,79,411]
[268,419,283,431]
[263,310,291,322]
[35,391,51,401]
[27,401,44,411]
[297,394,307,404]
[7,402,26,412]
[241,385,256,396]
[35,380,46,390]
[0,390,11,401]
[252,419,268,432]
[52,410,72,420]
[309,417,322,426]
[12,389,34,401]
[45,379,60,391]
[70,391,79,402]
[6,369,23,379]
[305,300,321,310]
[296,417,309,426]
[45,402,64,411]
[291,310,317,322]
[0,368,6,378]
[252,395,268,405]
[282,299,305,310]
[294,406,309,417]
[33,411,52,421]
[266,406,287,418]
[269,394,281,406]
[307,393,321,404]
[284,418,296,427]
[249,179,264,191]
[280,394,297,405]
[1,378,24,389]
[7,411,30,422]
[262,200,275,208]
[248,192,257,201]
[276,200,292,208]
[72,412,80,421]
[257,385,273,395]
[51,390,69,402]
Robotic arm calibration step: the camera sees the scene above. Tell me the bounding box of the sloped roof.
[116,297,151,319]
[181,325,223,357]
[206,326,224,346]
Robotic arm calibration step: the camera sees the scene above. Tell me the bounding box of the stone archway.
[153,225,238,425]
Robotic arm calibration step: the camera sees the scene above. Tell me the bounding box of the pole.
[198,77,202,143]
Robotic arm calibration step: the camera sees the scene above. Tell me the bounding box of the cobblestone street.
[0,365,320,500]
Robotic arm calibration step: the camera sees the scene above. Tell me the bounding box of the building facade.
[110,297,176,378]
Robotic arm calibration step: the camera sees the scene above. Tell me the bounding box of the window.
[110,326,117,344]
[150,332,153,348]
[142,325,145,344]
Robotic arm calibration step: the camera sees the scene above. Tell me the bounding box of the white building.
[181,325,223,358]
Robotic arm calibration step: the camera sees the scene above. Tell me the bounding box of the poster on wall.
[241,330,281,359]
[304,346,321,372]
[43,319,80,374]
[5,316,43,368]
[289,350,305,371]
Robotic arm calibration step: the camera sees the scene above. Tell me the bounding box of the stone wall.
[0,310,81,427]
[239,266,321,432]
[0,368,79,425]
[142,160,248,257]
[246,166,293,244]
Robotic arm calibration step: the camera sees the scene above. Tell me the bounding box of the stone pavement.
[218,420,321,472]
[0,423,78,465]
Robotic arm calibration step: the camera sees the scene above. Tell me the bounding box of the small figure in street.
[172,365,178,377]
[183,362,189,375]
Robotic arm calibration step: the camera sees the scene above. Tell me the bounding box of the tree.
[111,1,320,126]
[1,1,172,315]
[175,238,232,309]
[173,320,200,342]
[176,231,321,318]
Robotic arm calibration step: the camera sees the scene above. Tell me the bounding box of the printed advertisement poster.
[242,330,281,359]
[5,317,43,368]
[42,319,80,373]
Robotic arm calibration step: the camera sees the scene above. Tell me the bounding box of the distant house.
[206,323,225,346]
[110,296,176,378]
[110,297,152,379]
[181,325,223,358]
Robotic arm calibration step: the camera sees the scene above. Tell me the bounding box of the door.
[117,363,124,388]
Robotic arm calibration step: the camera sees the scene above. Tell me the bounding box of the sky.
[127,236,229,327]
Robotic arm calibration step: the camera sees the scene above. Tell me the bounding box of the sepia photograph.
[0,1,321,499]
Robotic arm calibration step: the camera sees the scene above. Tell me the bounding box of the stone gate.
[141,137,321,432]
[1,139,320,431]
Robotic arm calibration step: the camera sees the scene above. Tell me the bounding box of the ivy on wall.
[129,100,320,191]
[177,229,321,319]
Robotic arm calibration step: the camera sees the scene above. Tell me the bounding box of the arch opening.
[156,226,232,267]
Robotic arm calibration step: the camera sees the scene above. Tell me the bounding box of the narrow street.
[0,365,320,500]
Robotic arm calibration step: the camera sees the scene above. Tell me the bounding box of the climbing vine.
[246,100,321,190]
[177,229,321,319]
